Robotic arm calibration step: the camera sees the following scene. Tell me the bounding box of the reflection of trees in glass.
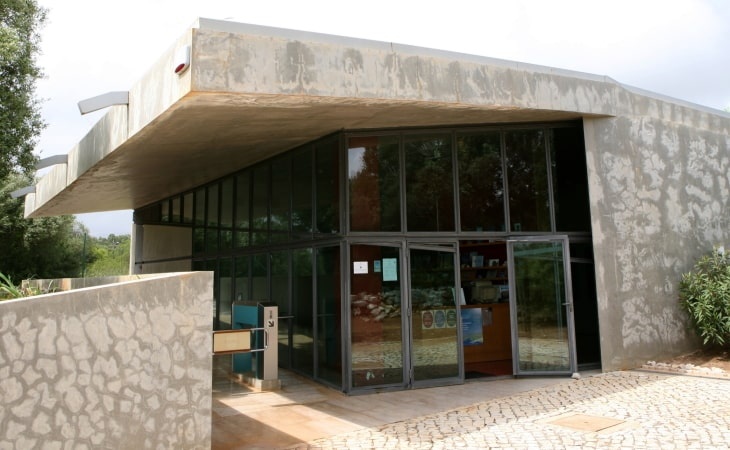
[457,133,505,231]
[514,244,566,328]
[315,138,340,234]
[348,136,400,231]
[405,136,454,231]
[291,148,313,235]
[505,130,550,231]
[271,158,291,243]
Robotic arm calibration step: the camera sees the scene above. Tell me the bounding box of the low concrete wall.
[0,272,213,449]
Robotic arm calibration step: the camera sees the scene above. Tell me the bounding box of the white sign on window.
[353,261,368,274]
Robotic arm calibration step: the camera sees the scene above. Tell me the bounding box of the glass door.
[507,237,577,375]
[348,243,460,392]
[349,244,404,389]
[408,244,460,387]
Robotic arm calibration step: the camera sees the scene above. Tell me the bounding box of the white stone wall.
[0,272,213,449]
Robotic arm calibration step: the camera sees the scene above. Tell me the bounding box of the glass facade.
[135,121,594,392]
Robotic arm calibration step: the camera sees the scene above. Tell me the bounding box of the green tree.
[0,174,87,281]
[85,234,130,277]
[0,0,47,179]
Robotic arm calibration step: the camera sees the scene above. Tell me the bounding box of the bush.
[0,272,41,300]
[679,246,730,347]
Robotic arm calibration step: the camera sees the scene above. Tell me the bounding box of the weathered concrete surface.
[585,113,730,370]
[128,224,192,274]
[28,18,725,219]
[0,272,213,449]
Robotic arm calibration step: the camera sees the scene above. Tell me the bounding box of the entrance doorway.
[459,237,580,378]
[348,237,584,391]
[459,240,513,378]
[507,237,577,375]
[348,243,460,391]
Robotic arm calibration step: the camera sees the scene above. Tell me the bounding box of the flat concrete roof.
[24,18,729,218]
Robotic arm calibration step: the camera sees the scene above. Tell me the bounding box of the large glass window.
[219,258,233,329]
[348,135,401,232]
[271,251,290,367]
[193,188,206,253]
[316,246,342,387]
[235,172,251,248]
[171,196,181,223]
[234,255,250,303]
[251,253,268,302]
[315,137,340,234]
[457,132,505,232]
[404,134,455,232]
[292,147,313,238]
[505,130,551,232]
[252,166,270,245]
[292,248,314,376]
[551,127,591,232]
[271,157,291,243]
[220,179,234,250]
[182,192,193,224]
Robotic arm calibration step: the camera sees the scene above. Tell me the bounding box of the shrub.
[679,246,730,347]
[0,272,43,300]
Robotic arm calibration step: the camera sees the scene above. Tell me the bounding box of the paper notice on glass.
[353,261,368,274]
[382,258,397,281]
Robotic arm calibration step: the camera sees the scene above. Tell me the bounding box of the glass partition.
[505,130,551,232]
[292,248,314,375]
[457,132,505,232]
[270,157,291,243]
[551,127,591,232]
[404,134,455,232]
[292,147,314,238]
[252,166,270,245]
[348,135,401,232]
[316,246,342,387]
[315,137,340,234]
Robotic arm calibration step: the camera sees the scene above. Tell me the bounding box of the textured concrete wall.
[0,272,213,449]
[190,22,620,117]
[585,107,730,370]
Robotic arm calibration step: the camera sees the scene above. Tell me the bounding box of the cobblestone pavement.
[289,371,730,449]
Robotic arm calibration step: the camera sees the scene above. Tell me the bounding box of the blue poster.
[461,308,483,346]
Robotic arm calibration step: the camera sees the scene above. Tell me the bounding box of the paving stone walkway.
[288,371,730,449]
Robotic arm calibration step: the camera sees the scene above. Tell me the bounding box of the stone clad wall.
[0,272,213,449]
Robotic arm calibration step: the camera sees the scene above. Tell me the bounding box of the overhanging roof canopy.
[25,18,723,218]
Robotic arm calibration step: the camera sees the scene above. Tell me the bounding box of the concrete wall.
[0,272,213,449]
[133,224,192,274]
[585,104,730,370]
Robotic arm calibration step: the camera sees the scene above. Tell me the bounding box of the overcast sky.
[34,0,730,236]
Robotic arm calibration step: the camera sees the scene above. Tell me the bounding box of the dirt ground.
[662,347,730,371]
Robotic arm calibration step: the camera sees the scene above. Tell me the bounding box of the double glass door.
[349,243,459,391]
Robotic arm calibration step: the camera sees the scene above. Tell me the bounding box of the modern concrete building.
[23,18,730,394]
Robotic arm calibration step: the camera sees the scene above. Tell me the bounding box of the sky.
[34,0,730,237]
